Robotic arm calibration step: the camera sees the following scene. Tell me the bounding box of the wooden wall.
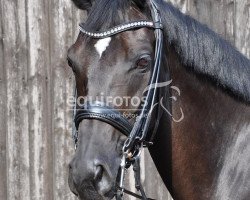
[0,0,249,199]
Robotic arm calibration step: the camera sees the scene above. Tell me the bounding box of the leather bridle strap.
[75,101,133,136]
[116,186,155,200]
[122,0,163,153]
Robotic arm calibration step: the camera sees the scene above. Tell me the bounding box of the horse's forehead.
[125,27,152,40]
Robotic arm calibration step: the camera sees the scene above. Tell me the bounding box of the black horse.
[67,0,250,199]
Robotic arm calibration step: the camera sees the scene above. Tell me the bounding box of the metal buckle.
[116,153,127,199]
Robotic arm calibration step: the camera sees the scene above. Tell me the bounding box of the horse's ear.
[72,0,93,11]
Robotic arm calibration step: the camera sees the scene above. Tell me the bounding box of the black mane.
[80,0,250,103]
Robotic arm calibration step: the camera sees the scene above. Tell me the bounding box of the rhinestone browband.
[79,20,154,39]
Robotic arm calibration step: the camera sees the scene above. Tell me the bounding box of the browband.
[79,20,155,39]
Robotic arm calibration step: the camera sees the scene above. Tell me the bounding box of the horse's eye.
[136,55,151,72]
[137,58,149,67]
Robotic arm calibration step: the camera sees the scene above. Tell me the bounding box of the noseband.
[72,1,163,199]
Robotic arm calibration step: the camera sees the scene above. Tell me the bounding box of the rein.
[72,0,163,199]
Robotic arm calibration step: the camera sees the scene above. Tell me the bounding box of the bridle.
[72,0,163,199]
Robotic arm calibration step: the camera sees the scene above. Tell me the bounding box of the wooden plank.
[1,0,31,199]
[3,1,20,197]
[235,0,250,58]
[142,150,173,200]
[49,0,76,199]
[168,0,189,13]
[188,0,235,43]
[0,0,7,199]
[64,11,82,197]
[26,0,54,199]
[15,0,30,199]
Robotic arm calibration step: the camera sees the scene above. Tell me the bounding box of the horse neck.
[149,48,250,200]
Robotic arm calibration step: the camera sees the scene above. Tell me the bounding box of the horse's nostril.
[94,165,104,182]
[93,164,114,196]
